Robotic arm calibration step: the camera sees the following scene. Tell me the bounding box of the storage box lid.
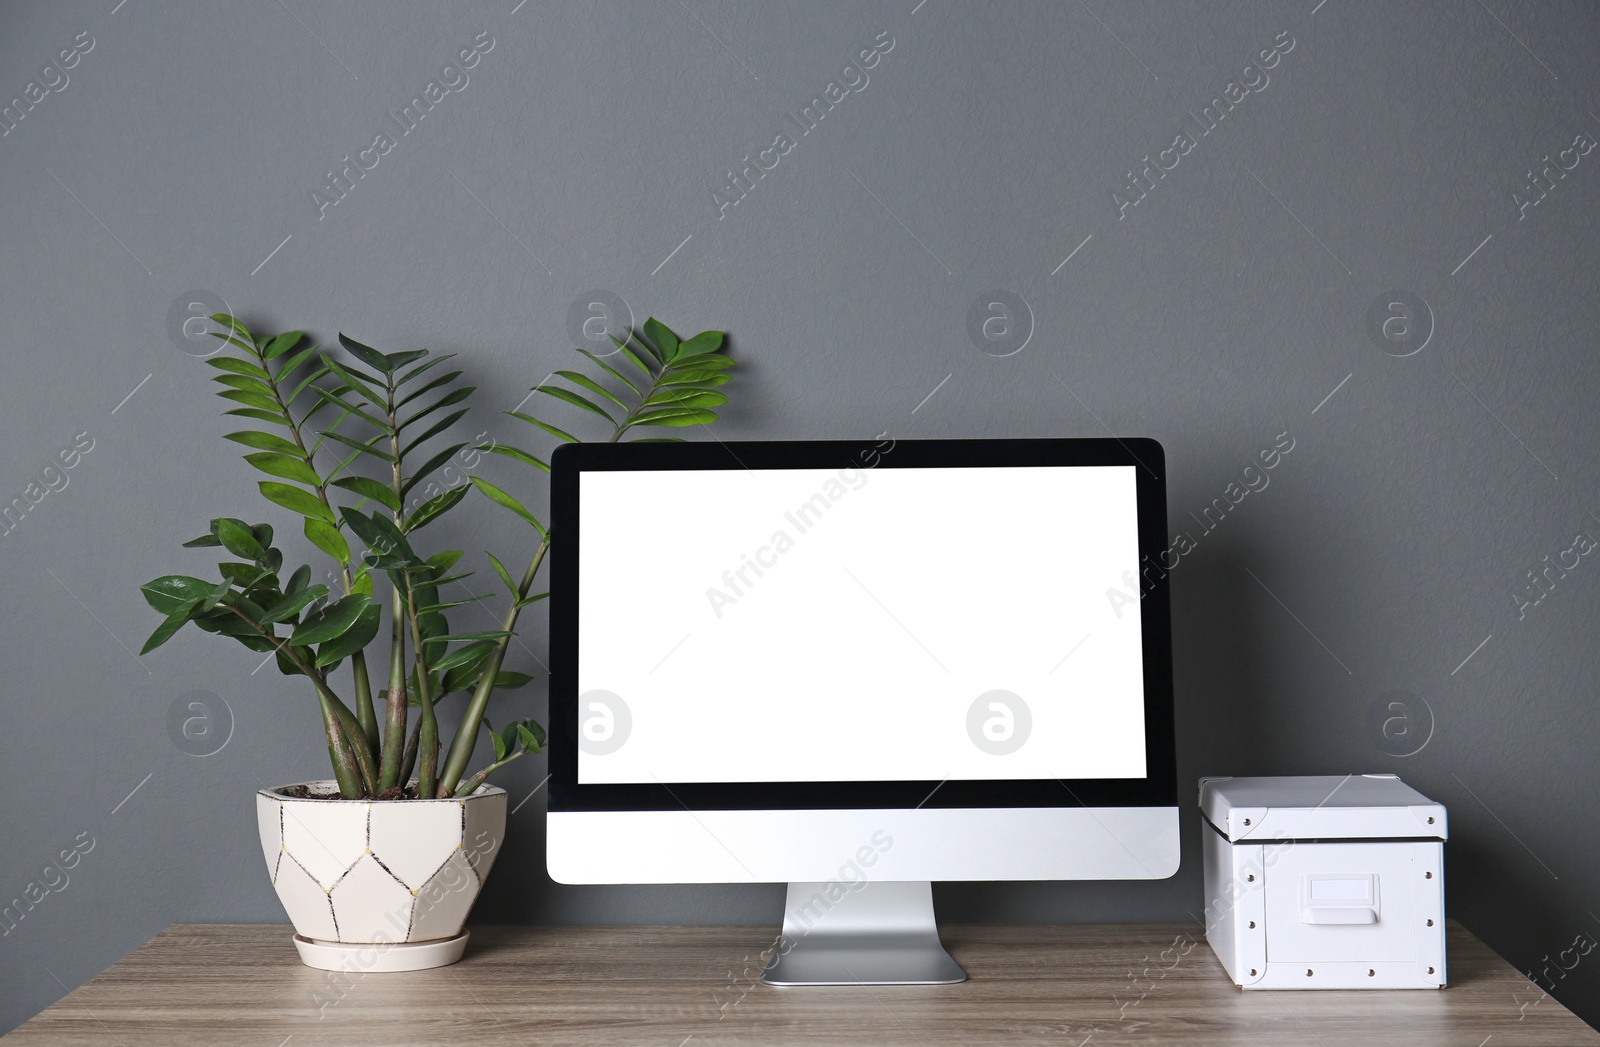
[1199,774,1447,842]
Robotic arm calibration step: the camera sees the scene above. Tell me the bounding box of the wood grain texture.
[8,921,1595,1046]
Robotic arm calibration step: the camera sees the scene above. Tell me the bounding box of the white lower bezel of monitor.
[547,806,1180,884]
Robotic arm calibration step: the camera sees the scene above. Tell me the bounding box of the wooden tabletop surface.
[7,921,1594,1045]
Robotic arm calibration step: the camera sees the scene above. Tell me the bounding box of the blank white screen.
[577,464,1147,784]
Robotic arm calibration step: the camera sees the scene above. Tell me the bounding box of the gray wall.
[2,0,1597,1032]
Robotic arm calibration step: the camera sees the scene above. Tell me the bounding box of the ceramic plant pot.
[256,781,507,972]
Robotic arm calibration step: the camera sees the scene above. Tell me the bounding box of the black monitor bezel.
[547,437,1176,813]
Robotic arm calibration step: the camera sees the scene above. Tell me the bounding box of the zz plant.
[141,315,735,799]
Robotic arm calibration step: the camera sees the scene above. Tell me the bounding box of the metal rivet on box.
[1426,919,1434,926]
[1246,874,1255,882]
[1368,969,1376,977]
[1425,871,1433,879]
[1428,966,1436,975]
[1306,969,1313,977]
[1250,969,1258,976]
[1427,816,1435,824]
[1243,818,1252,826]
[1248,921,1256,929]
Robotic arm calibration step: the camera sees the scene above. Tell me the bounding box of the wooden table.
[8,922,1595,1045]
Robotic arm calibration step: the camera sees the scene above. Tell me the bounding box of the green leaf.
[555,370,629,411]
[422,629,512,646]
[399,387,473,431]
[491,728,509,762]
[276,646,311,676]
[211,373,274,396]
[244,452,321,486]
[400,443,467,498]
[290,593,373,647]
[642,389,729,409]
[208,332,256,355]
[670,352,736,370]
[322,357,388,410]
[535,385,612,423]
[486,552,517,596]
[285,564,311,595]
[340,507,417,567]
[418,595,490,613]
[610,335,655,377]
[140,596,203,654]
[182,533,223,548]
[259,481,335,524]
[199,579,234,612]
[482,443,549,473]
[222,407,288,426]
[261,331,304,361]
[431,639,497,673]
[216,562,267,588]
[314,603,382,667]
[286,364,332,407]
[214,519,265,561]
[397,353,456,388]
[427,549,465,572]
[574,348,641,395]
[387,349,429,372]
[211,314,252,339]
[331,476,401,512]
[660,370,731,387]
[311,386,389,430]
[515,591,549,609]
[517,722,545,751]
[496,671,534,690]
[404,484,468,532]
[507,411,576,444]
[394,370,463,412]
[470,476,544,532]
[337,333,392,374]
[677,330,724,357]
[400,409,469,458]
[263,584,329,623]
[305,518,351,564]
[642,317,680,362]
[318,429,395,463]
[217,389,283,413]
[279,342,322,377]
[206,357,270,380]
[624,407,718,429]
[141,575,214,616]
[224,430,302,455]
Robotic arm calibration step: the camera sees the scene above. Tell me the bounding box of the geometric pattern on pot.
[256,783,507,944]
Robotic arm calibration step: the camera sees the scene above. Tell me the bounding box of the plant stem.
[454,748,529,798]
[377,383,411,791]
[255,333,379,761]
[398,713,420,787]
[403,571,439,797]
[435,541,548,796]
[378,585,409,792]
[351,653,376,756]
[433,342,664,796]
[222,603,377,796]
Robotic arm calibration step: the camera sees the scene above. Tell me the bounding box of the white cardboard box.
[1200,774,1448,989]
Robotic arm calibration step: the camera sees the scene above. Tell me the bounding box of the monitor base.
[762,880,967,985]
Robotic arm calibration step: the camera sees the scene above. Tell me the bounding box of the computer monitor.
[547,437,1178,984]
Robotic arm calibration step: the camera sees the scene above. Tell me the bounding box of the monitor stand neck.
[762,880,966,985]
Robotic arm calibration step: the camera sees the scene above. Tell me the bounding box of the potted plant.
[140,315,737,970]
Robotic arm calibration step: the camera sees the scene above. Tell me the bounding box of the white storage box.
[1200,774,1447,989]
